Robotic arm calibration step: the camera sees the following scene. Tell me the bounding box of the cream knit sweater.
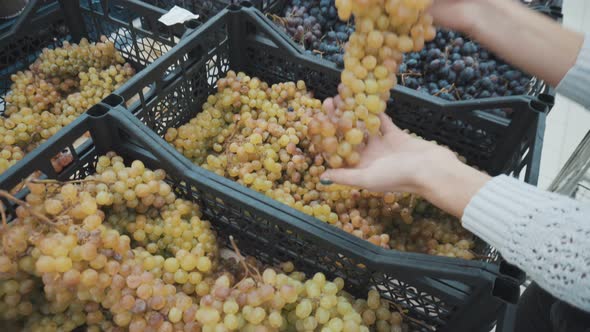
[462,35,590,312]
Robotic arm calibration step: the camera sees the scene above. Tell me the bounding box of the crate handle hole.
[538,93,555,107]
[499,261,526,283]
[240,1,254,7]
[529,99,547,112]
[102,94,124,108]
[185,19,200,30]
[87,104,111,118]
[492,278,520,304]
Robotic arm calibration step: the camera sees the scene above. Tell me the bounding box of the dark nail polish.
[320,179,333,185]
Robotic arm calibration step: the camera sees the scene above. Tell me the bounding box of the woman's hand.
[320,112,457,194]
[320,104,492,218]
[428,0,490,34]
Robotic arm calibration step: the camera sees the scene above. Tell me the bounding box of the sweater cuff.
[462,175,545,251]
[556,34,590,104]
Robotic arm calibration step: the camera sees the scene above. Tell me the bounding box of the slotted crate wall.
[105,5,542,331]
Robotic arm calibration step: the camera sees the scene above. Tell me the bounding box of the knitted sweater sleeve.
[462,175,590,311]
[556,33,590,108]
[462,33,590,311]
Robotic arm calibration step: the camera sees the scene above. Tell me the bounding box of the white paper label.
[158,6,200,26]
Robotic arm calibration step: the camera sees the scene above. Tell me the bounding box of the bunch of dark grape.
[316,0,353,67]
[0,153,413,331]
[165,71,475,258]
[275,0,352,67]
[277,0,324,51]
[0,37,135,174]
[399,29,532,103]
[274,0,535,113]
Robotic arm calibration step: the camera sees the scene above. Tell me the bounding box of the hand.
[428,0,492,34]
[429,0,582,87]
[320,108,458,195]
[320,103,491,218]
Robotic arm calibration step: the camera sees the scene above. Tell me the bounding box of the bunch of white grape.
[0,37,135,174]
[309,0,435,168]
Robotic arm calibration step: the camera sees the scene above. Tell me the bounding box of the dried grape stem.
[229,235,262,283]
[29,178,108,185]
[469,250,496,261]
[0,191,53,225]
[269,14,287,28]
[0,201,6,228]
[11,171,42,195]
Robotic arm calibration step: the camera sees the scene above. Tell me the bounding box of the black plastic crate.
[117,1,551,257]
[264,0,559,109]
[114,3,548,257]
[0,100,523,332]
[0,0,183,114]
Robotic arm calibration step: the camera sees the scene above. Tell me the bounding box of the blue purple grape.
[274,0,536,114]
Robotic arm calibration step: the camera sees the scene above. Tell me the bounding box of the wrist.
[415,156,491,218]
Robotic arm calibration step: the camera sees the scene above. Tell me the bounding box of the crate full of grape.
[0,94,521,331]
[100,4,545,330]
[268,0,559,116]
[0,0,185,176]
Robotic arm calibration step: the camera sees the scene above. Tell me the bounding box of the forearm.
[417,161,590,310]
[416,159,491,219]
[468,0,583,87]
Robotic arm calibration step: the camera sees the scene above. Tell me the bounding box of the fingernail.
[320,179,333,185]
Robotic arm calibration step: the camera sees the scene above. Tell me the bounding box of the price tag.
[158,6,199,26]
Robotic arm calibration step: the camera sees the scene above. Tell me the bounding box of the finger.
[322,98,335,113]
[320,168,367,188]
[378,112,398,135]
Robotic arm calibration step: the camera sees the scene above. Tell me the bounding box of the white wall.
[538,0,590,188]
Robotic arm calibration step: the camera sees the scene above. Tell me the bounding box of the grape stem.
[29,178,108,185]
[229,235,263,284]
[0,201,6,228]
[268,14,286,27]
[468,250,496,261]
[389,301,436,331]
[400,72,422,86]
[0,190,54,225]
[10,171,42,195]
